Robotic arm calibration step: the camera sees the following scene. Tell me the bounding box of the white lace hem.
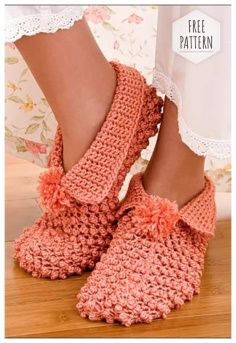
[152,68,231,159]
[5,7,85,42]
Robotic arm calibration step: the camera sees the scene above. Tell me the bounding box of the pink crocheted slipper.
[13,62,163,279]
[77,172,216,326]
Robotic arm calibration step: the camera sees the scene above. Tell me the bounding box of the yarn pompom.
[132,197,179,240]
[38,167,75,212]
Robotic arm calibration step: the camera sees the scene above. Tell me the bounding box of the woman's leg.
[15,17,116,171]
[143,97,205,209]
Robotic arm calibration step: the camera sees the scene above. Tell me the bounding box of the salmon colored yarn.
[38,166,75,212]
[77,172,216,326]
[13,62,163,279]
[61,62,160,204]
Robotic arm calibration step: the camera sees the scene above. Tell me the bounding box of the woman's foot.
[77,172,216,326]
[13,63,163,279]
[76,96,212,326]
[143,97,205,209]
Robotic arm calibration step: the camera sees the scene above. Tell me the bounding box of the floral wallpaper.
[5,5,231,192]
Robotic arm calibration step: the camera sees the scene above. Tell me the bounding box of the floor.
[5,154,231,338]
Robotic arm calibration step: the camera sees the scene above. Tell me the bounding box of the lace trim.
[5,7,85,42]
[152,67,231,159]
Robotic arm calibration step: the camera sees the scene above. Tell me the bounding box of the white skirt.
[5,5,231,159]
[154,6,231,159]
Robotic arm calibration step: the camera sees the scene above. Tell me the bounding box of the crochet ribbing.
[61,62,152,204]
[13,62,163,279]
[77,172,216,326]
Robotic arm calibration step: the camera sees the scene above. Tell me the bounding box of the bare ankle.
[142,172,205,209]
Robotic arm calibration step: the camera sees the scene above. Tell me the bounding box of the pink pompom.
[38,167,75,212]
[132,197,179,240]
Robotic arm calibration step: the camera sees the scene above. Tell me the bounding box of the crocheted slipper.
[77,172,216,326]
[13,62,163,279]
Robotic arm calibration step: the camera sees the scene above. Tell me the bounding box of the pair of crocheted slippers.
[13,62,216,327]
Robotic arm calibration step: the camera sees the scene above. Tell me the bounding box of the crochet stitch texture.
[61,62,158,204]
[77,172,216,326]
[13,62,163,279]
